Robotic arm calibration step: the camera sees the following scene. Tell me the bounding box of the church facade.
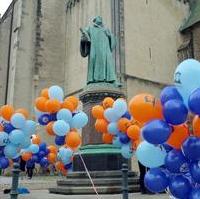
[0,0,195,115]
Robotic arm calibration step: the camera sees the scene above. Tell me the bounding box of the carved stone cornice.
[66,0,80,11]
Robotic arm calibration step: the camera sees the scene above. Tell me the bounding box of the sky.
[0,0,13,17]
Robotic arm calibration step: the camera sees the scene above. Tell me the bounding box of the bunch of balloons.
[34,85,88,173]
[0,105,36,169]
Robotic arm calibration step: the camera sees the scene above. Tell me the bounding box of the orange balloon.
[167,124,189,149]
[32,134,41,145]
[15,108,29,119]
[132,139,141,150]
[45,121,55,136]
[66,96,79,110]
[47,153,57,163]
[55,161,65,171]
[22,152,32,161]
[41,88,49,99]
[65,131,81,149]
[117,118,131,133]
[95,119,108,133]
[91,105,104,119]
[0,105,14,121]
[48,145,57,154]
[0,124,4,131]
[129,93,163,124]
[45,99,61,113]
[102,97,114,109]
[35,97,48,112]
[102,133,113,144]
[193,115,200,137]
[127,125,140,140]
[62,99,75,112]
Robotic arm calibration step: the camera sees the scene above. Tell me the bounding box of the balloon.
[136,141,167,168]
[32,134,41,145]
[182,136,200,161]
[174,59,200,106]
[0,132,9,146]
[163,99,188,125]
[49,85,64,102]
[38,150,46,159]
[23,120,37,136]
[40,88,49,99]
[121,144,134,159]
[189,88,200,115]
[117,118,131,133]
[29,144,39,154]
[57,109,72,123]
[38,114,51,125]
[71,112,88,129]
[53,120,70,136]
[10,113,26,129]
[49,113,57,121]
[91,105,104,119]
[144,168,169,193]
[95,119,108,133]
[45,121,55,136]
[64,162,72,170]
[55,135,65,146]
[26,159,35,168]
[22,152,32,161]
[122,111,131,120]
[165,149,187,173]
[20,136,31,149]
[169,175,191,199]
[0,157,9,169]
[65,131,81,149]
[3,123,15,134]
[167,124,189,149]
[45,99,61,113]
[40,157,49,168]
[35,97,47,112]
[102,97,114,109]
[102,133,113,144]
[55,161,65,171]
[32,155,39,163]
[47,145,57,154]
[104,108,121,122]
[9,129,25,145]
[189,188,200,199]
[39,142,47,151]
[65,96,79,110]
[47,153,56,163]
[127,125,140,140]
[61,99,75,112]
[107,122,119,135]
[119,133,130,144]
[112,136,123,147]
[190,162,200,184]
[4,144,18,158]
[142,120,172,144]
[160,86,183,105]
[15,108,29,119]
[113,99,127,116]
[0,105,14,121]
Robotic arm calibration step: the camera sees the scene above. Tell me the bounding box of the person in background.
[26,160,35,179]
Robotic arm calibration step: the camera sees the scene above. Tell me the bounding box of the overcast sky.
[0,0,13,16]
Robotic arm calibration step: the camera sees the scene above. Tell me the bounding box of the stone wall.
[192,23,200,61]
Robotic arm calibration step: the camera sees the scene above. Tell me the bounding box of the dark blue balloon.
[144,168,169,193]
[182,136,200,161]
[189,188,200,199]
[119,134,130,144]
[32,155,39,163]
[162,143,173,153]
[169,175,191,199]
[38,151,46,159]
[64,162,72,170]
[3,123,15,134]
[0,146,4,156]
[38,114,51,125]
[26,159,35,168]
[189,88,200,115]
[190,162,200,184]
[40,158,49,168]
[142,120,172,144]
[165,149,187,173]
[122,111,131,120]
[44,148,50,156]
[39,143,47,151]
[55,135,65,146]
[50,113,57,121]
[160,86,183,105]
[163,99,188,125]
[0,157,9,169]
[12,157,20,163]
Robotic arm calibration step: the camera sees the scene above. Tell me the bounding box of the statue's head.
[93,16,103,27]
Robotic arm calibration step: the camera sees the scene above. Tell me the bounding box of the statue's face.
[93,16,103,26]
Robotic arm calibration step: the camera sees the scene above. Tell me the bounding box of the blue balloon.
[169,175,191,199]
[182,136,200,161]
[50,113,57,121]
[174,59,200,106]
[189,162,200,184]
[142,120,172,144]
[57,109,72,123]
[119,134,130,144]
[40,157,49,168]
[20,136,31,149]
[189,188,200,199]
[165,149,187,173]
[53,120,70,136]
[136,141,167,168]
[0,132,9,146]
[112,136,123,147]
[4,144,18,158]
[39,143,47,151]
[0,157,9,169]
[104,108,121,122]
[23,120,36,136]
[49,85,64,102]
[58,147,73,165]
[64,162,72,170]
[38,114,51,126]
[26,159,35,168]
[71,112,88,129]
[160,86,183,105]
[3,123,15,134]
[189,88,200,115]
[32,154,40,163]
[29,144,39,154]
[9,129,25,145]
[163,99,188,125]
[107,122,118,135]
[11,113,26,129]
[121,144,133,159]
[38,150,46,159]
[12,156,20,163]
[144,168,169,193]
[162,143,173,153]
[122,111,131,120]
[113,99,127,117]
[55,135,65,146]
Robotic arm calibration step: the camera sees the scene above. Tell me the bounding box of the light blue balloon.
[11,113,26,129]
[57,109,72,123]
[49,85,64,102]
[58,147,73,164]
[0,132,9,146]
[9,129,25,145]
[121,144,134,159]
[4,144,18,159]
[20,136,31,149]
[28,144,39,154]
[112,136,123,147]
[71,112,88,129]
[104,108,121,122]
[174,59,200,106]
[53,120,70,136]
[23,120,37,136]
[136,141,167,168]
[107,122,119,135]
[113,99,127,117]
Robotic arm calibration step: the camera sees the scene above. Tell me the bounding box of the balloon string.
[78,151,100,199]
